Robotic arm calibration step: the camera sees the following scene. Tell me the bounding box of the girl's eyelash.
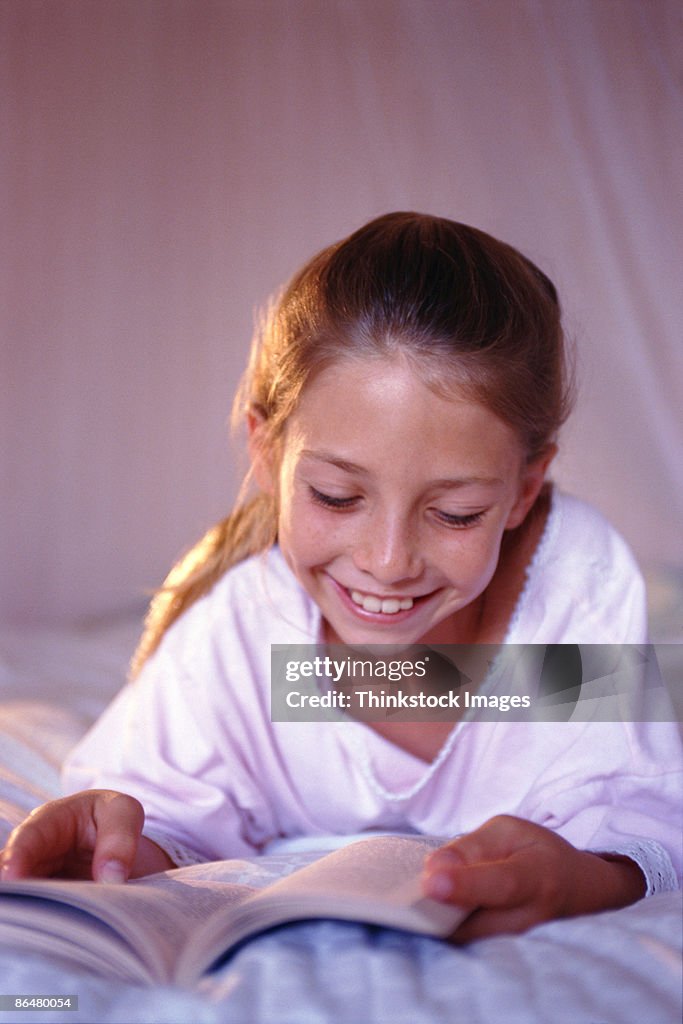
[309,486,359,510]
[309,486,485,527]
[435,509,486,528]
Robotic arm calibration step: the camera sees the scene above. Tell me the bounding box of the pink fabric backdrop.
[2,0,681,624]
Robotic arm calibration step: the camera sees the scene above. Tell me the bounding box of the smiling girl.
[2,213,680,940]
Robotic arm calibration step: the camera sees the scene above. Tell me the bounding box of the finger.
[450,901,546,943]
[0,838,33,881]
[422,814,548,900]
[91,792,145,883]
[424,856,535,910]
[426,815,539,870]
[0,790,145,883]
[0,798,84,880]
[422,848,465,901]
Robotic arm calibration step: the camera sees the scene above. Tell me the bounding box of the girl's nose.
[352,513,422,584]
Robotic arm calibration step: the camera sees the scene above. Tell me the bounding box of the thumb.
[91,792,145,883]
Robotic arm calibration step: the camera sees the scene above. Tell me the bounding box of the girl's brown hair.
[130,212,573,676]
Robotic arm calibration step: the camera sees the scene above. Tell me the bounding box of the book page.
[246,834,463,931]
[0,871,256,983]
[0,896,154,984]
[177,835,466,984]
[0,836,466,986]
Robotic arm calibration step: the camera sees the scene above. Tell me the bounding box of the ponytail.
[129,492,276,678]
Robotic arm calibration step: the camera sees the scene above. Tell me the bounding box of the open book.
[0,834,467,986]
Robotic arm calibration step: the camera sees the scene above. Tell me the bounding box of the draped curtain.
[2,0,681,623]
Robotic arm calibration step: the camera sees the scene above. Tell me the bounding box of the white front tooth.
[350,589,414,614]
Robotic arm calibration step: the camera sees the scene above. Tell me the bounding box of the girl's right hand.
[0,789,174,883]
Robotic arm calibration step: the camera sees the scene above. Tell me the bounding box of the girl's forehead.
[283,354,524,474]
[301,351,473,406]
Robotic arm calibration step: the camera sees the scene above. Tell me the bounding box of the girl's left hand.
[421,814,646,942]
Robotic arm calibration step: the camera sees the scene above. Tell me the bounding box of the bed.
[1,574,681,1024]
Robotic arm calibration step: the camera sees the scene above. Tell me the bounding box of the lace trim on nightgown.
[502,484,561,644]
[143,828,207,868]
[589,839,679,896]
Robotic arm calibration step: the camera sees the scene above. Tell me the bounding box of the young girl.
[2,213,681,942]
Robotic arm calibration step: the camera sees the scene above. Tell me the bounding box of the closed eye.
[434,509,486,528]
[309,486,360,510]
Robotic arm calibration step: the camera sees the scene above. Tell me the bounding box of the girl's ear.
[247,406,276,494]
[505,445,557,530]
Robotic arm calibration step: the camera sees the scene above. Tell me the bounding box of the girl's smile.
[257,353,551,647]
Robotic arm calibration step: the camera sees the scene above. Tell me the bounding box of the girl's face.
[253,355,550,646]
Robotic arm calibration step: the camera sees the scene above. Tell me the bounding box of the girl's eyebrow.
[300,450,503,488]
[301,450,368,475]
[429,476,504,490]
